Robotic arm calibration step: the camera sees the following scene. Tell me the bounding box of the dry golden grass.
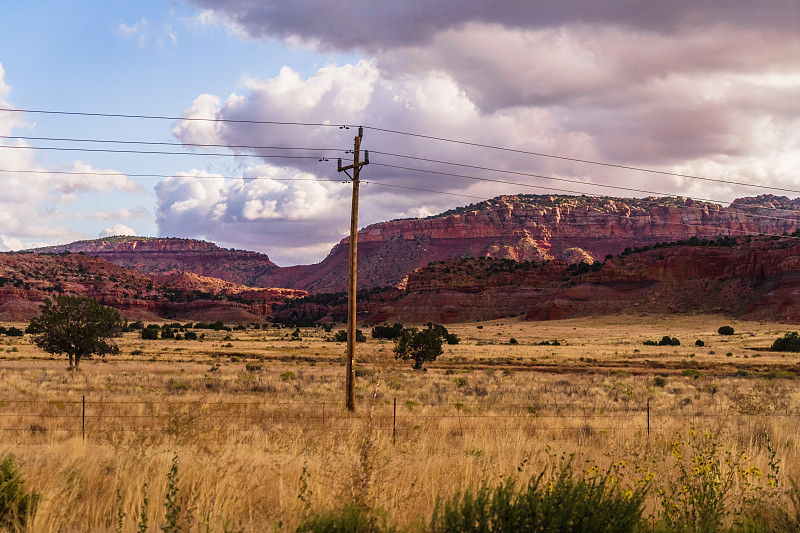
[0,314,798,531]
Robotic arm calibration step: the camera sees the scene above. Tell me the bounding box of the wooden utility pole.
[338,127,368,412]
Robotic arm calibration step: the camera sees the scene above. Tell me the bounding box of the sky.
[1,1,800,266]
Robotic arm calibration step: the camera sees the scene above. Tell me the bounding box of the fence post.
[82,395,85,442]
[393,398,396,445]
[647,398,650,438]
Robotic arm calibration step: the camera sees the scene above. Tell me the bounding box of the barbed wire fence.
[0,396,792,445]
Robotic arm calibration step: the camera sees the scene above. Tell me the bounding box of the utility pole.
[338,127,369,412]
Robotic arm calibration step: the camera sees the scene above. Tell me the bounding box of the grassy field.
[1,314,799,531]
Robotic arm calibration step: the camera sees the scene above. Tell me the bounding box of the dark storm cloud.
[189,0,799,52]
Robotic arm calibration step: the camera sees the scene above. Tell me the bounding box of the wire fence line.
[0,396,791,443]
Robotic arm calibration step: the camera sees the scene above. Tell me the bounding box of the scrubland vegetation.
[0,315,800,531]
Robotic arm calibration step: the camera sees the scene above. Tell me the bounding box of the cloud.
[117,17,178,48]
[89,207,151,221]
[0,63,152,250]
[155,168,349,265]
[99,224,137,238]
[186,1,800,52]
[168,3,800,264]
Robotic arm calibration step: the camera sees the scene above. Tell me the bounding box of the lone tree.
[393,327,443,370]
[28,296,122,369]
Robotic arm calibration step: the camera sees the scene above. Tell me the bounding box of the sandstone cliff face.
[373,236,800,324]
[34,237,279,287]
[260,194,800,293]
[0,252,304,322]
[31,195,800,295]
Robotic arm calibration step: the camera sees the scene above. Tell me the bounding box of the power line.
[0,144,323,160]
[0,168,345,183]
[3,106,790,197]
[366,126,778,191]
[0,107,352,128]
[371,150,800,196]
[0,135,346,153]
[369,162,800,226]
[363,181,488,201]
[4,105,800,229]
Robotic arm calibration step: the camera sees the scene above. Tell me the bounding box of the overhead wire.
[371,150,800,196]
[0,107,352,128]
[0,106,792,198]
[0,144,325,160]
[0,168,346,183]
[2,105,800,233]
[0,134,346,153]
[368,162,800,227]
[364,125,777,192]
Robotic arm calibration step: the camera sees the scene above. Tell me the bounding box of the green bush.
[445,334,460,345]
[772,331,800,352]
[394,327,443,370]
[333,330,366,343]
[718,326,735,336]
[295,502,395,533]
[371,323,404,340]
[645,336,680,346]
[429,462,647,533]
[0,455,39,530]
[660,335,680,346]
[141,327,159,340]
[695,339,705,347]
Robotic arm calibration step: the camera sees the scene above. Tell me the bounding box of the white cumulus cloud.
[99,224,137,238]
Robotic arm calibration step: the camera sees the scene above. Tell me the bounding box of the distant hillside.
[370,233,800,324]
[256,193,800,293]
[32,236,280,287]
[30,194,800,294]
[0,251,304,322]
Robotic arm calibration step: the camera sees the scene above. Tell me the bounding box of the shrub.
[644,336,680,346]
[333,329,366,343]
[280,371,297,381]
[429,462,647,533]
[371,323,404,340]
[184,331,197,341]
[660,335,680,346]
[654,376,667,387]
[4,327,23,337]
[509,338,519,345]
[771,331,800,352]
[0,455,39,530]
[295,502,395,533]
[656,430,778,532]
[141,327,159,340]
[537,339,561,346]
[445,333,460,345]
[695,339,705,347]
[394,327,443,370]
[718,326,735,336]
